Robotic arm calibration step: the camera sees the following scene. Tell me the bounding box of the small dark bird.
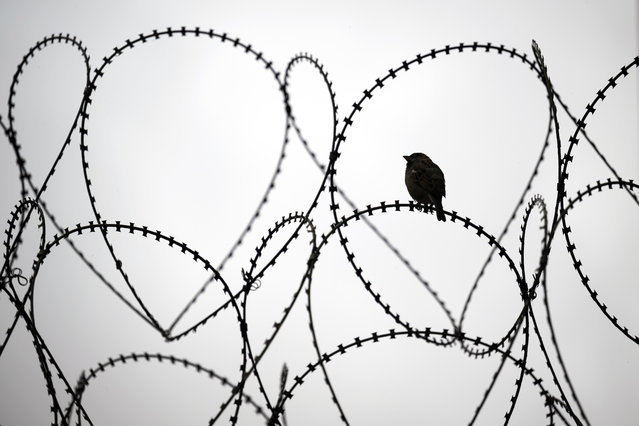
[404,152,446,222]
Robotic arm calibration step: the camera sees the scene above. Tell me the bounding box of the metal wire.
[1,30,637,425]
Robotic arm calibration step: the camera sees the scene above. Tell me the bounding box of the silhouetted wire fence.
[1,28,637,425]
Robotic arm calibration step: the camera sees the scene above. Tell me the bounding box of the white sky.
[1,1,638,425]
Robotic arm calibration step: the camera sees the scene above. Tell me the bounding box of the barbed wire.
[1,27,637,425]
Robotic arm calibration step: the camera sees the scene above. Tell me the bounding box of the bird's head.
[403,152,430,165]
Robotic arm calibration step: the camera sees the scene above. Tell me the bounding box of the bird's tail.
[435,202,446,222]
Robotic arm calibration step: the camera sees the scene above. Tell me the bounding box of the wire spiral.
[1,28,637,425]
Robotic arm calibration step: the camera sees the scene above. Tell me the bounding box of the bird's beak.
[403,155,409,161]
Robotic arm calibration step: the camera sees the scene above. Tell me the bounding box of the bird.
[404,152,446,222]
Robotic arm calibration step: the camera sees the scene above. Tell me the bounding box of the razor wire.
[1,28,637,425]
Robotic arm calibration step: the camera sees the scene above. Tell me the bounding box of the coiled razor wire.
[0,28,637,425]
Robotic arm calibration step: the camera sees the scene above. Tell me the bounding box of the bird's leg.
[417,203,435,214]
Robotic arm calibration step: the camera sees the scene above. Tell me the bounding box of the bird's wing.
[432,167,446,198]
[413,163,446,198]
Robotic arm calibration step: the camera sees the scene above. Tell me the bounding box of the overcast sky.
[1,1,638,425]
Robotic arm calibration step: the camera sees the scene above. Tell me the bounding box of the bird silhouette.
[404,152,446,222]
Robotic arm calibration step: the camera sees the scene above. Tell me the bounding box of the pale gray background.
[0,1,638,425]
